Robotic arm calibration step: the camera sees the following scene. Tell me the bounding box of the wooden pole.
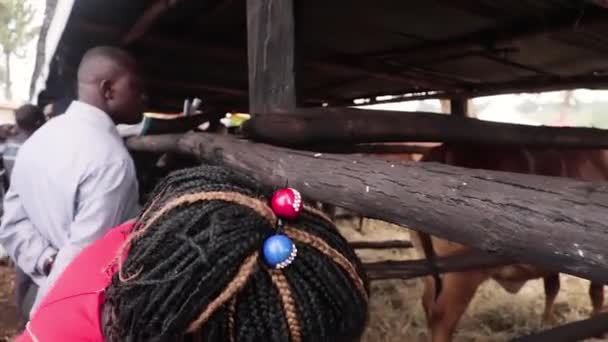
[246,0,296,114]
[241,108,608,148]
[364,252,511,281]
[351,240,413,250]
[512,312,608,342]
[299,143,433,155]
[126,133,608,283]
[122,0,181,45]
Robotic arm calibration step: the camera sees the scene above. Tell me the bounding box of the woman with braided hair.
[17,165,369,342]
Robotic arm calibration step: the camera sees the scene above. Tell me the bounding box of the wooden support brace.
[350,240,413,250]
[242,108,608,148]
[126,133,608,283]
[364,251,510,281]
[513,312,608,342]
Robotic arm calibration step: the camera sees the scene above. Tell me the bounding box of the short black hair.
[77,46,137,82]
[14,104,45,132]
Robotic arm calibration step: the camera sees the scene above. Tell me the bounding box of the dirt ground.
[337,218,608,342]
[0,218,604,341]
[0,264,17,342]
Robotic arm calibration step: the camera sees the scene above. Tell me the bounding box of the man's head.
[77,46,146,125]
[15,104,45,135]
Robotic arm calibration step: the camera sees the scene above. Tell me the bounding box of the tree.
[29,0,57,101]
[0,0,38,100]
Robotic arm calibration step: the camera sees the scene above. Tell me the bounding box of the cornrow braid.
[103,165,369,342]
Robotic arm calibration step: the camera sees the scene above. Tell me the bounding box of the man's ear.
[100,79,113,100]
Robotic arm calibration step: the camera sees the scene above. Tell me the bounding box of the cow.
[413,144,608,342]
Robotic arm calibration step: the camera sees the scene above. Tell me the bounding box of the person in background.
[2,105,46,181]
[0,104,46,330]
[0,45,146,318]
[42,96,73,120]
[17,165,369,342]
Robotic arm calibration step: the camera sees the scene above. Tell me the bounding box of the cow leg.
[590,282,604,316]
[422,271,487,342]
[542,273,560,326]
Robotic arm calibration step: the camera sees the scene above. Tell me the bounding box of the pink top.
[17,221,134,342]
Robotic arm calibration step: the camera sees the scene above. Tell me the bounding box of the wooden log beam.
[122,0,181,45]
[247,0,296,114]
[76,21,457,97]
[241,108,608,148]
[305,143,434,156]
[364,252,511,281]
[126,133,608,283]
[328,74,608,107]
[513,312,608,342]
[351,240,413,250]
[366,6,608,61]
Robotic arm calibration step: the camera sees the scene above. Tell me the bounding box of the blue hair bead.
[263,234,297,269]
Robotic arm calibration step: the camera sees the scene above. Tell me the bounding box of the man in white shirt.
[0,46,146,317]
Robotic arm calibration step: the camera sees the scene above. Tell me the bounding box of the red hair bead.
[271,188,303,220]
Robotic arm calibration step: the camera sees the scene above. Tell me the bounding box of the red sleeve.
[17,220,135,341]
[19,293,105,342]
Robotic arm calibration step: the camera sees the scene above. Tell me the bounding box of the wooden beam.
[512,312,608,342]
[365,7,608,61]
[351,240,413,250]
[123,0,181,45]
[327,74,608,107]
[364,252,511,281]
[246,0,296,114]
[76,21,457,96]
[126,133,608,283]
[303,143,434,155]
[241,108,608,148]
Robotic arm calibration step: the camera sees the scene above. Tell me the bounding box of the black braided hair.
[103,165,369,342]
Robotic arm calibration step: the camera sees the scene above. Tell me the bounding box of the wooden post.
[246,0,296,114]
[450,98,468,117]
[126,133,608,283]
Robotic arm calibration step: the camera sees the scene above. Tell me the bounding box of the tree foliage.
[0,0,38,99]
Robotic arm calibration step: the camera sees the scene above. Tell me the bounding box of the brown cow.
[413,144,608,342]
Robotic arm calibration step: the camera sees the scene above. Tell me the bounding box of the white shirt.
[0,101,140,314]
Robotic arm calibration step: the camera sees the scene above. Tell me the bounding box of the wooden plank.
[513,312,608,342]
[326,75,608,107]
[299,143,433,155]
[364,252,510,281]
[241,108,608,148]
[126,133,608,283]
[351,240,413,250]
[123,0,181,45]
[246,0,296,114]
